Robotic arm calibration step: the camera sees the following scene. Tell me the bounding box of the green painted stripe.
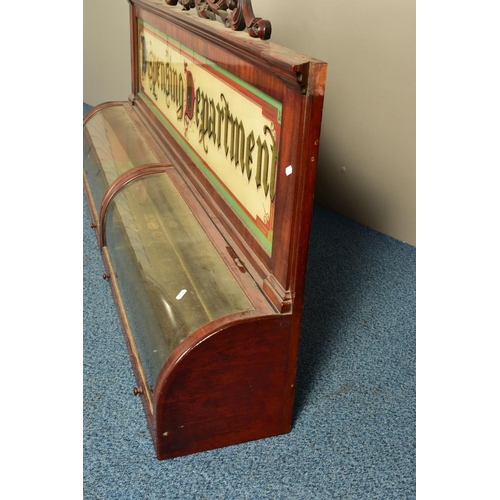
[140,90,273,254]
[139,19,282,122]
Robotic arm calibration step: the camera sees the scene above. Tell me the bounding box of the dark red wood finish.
[154,313,293,459]
[129,0,327,310]
[85,0,326,459]
[164,0,272,40]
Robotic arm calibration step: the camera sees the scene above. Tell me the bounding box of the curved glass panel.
[105,172,254,388]
[83,106,159,207]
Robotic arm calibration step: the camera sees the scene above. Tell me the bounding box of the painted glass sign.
[138,19,282,254]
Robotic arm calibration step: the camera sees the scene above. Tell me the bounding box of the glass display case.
[84,0,327,460]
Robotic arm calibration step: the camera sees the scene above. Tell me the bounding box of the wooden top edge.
[130,0,327,94]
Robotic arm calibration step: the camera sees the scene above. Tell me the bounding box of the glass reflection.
[105,172,254,388]
[83,106,159,207]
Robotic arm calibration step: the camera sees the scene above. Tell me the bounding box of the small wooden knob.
[133,387,143,396]
[103,273,111,280]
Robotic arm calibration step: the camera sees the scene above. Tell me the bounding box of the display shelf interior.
[84,104,266,389]
[83,0,326,460]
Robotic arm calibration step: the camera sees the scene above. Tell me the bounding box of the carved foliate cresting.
[165,0,272,40]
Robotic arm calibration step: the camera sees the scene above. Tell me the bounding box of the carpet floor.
[83,103,416,499]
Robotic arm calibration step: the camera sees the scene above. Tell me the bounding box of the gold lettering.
[234,119,245,169]
[216,100,224,149]
[221,94,232,158]
[264,126,278,202]
[245,132,255,182]
[255,135,268,192]
[143,36,279,202]
[198,91,210,153]
[195,88,201,127]
[209,99,216,145]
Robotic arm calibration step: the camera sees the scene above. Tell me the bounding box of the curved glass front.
[83,106,159,207]
[104,172,255,389]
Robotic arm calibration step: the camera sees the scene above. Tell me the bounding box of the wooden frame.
[83,0,326,459]
[165,0,272,40]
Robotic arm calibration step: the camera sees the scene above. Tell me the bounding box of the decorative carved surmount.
[165,0,272,40]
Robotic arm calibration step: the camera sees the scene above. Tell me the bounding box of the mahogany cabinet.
[83,0,327,459]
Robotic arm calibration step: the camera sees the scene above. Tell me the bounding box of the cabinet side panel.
[154,315,293,459]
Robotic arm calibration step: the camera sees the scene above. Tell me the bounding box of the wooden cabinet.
[83,0,326,459]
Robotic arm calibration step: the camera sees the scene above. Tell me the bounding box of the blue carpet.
[83,103,415,499]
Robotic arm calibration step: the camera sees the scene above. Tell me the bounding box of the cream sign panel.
[138,20,282,254]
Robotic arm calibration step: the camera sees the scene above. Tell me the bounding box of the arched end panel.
[153,314,294,460]
[82,101,124,126]
[99,163,173,250]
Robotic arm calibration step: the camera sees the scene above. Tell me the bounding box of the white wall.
[252,0,416,245]
[83,0,415,245]
[83,0,131,105]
